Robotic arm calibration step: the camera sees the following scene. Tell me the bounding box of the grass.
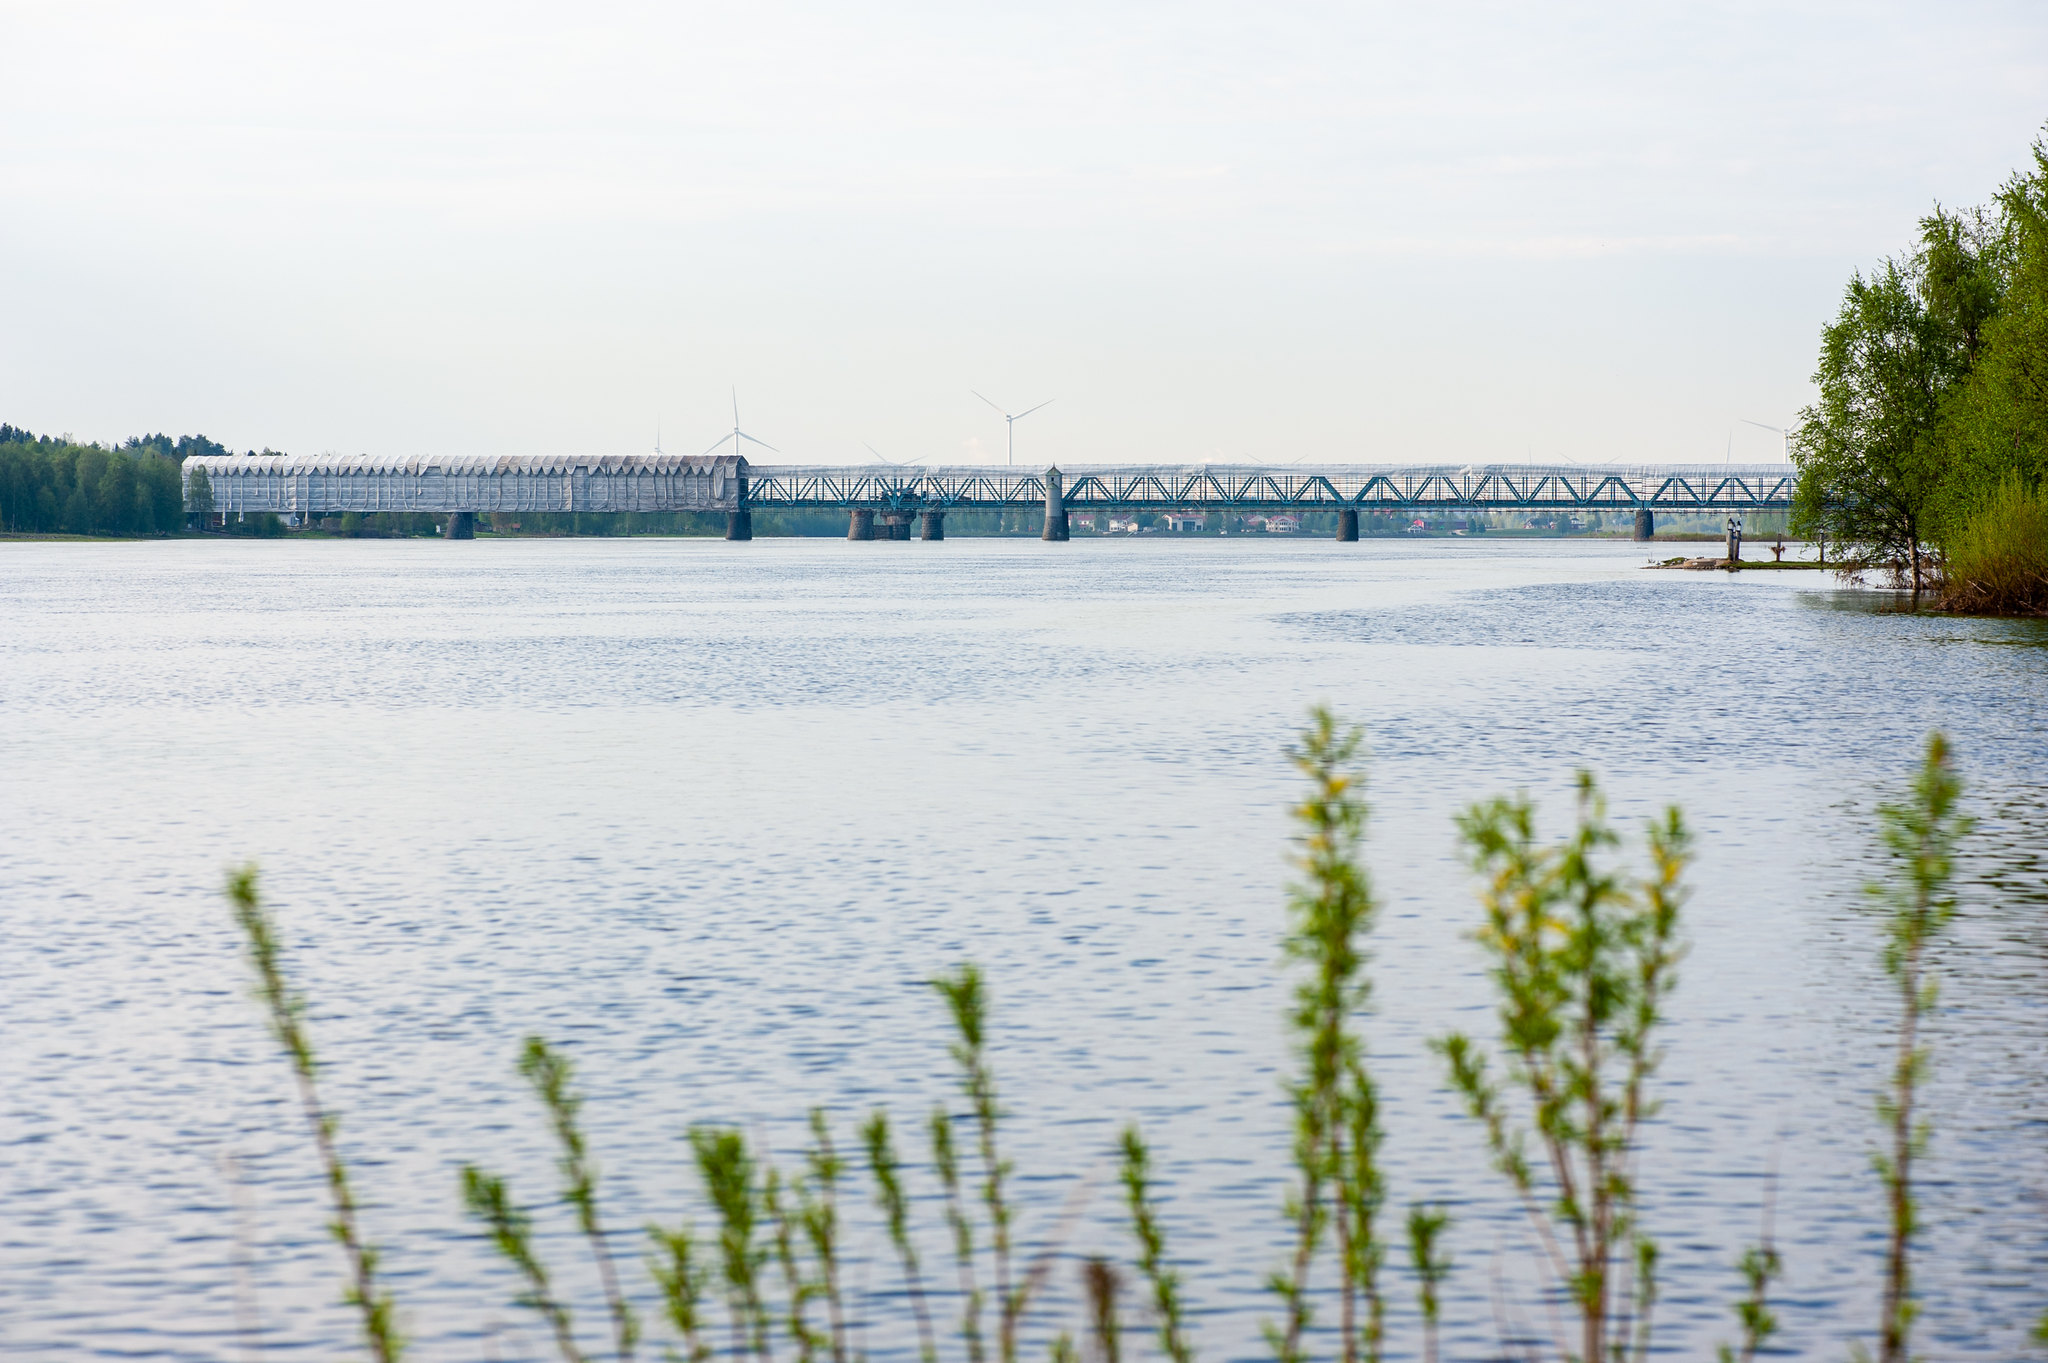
[1940,473,2048,615]
[221,720,2022,1363]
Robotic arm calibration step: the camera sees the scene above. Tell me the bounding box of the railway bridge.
[184,454,1793,541]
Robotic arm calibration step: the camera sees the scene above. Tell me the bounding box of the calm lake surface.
[2,537,2043,1362]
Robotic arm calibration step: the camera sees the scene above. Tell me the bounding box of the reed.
[765,1166,819,1363]
[1866,732,1968,1363]
[648,1222,714,1363]
[459,1037,638,1363]
[1117,1128,1192,1363]
[801,1111,851,1363]
[1082,1257,1122,1363]
[692,1126,772,1363]
[862,1111,939,1363]
[1715,1245,1782,1363]
[521,1037,639,1362]
[1402,1206,1449,1363]
[933,965,1021,1363]
[1268,707,1386,1363]
[930,1105,985,1363]
[1433,777,1690,1363]
[461,1165,583,1363]
[224,866,403,1363]
[219,718,2032,1363]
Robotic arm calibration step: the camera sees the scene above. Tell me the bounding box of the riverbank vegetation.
[1792,132,2048,613]
[220,713,2019,1363]
[0,426,198,536]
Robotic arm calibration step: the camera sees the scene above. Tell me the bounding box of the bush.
[1940,472,2048,614]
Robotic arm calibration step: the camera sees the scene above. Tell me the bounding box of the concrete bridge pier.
[444,512,475,540]
[920,511,945,541]
[1633,508,1655,541]
[726,510,753,540]
[1336,509,1359,542]
[1042,466,1069,542]
[881,514,911,541]
[848,508,875,541]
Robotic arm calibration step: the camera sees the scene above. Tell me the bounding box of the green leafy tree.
[1937,137,2048,529]
[1792,259,1964,589]
[186,462,216,520]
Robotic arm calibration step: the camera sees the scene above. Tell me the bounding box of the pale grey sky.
[4,0,2043,465]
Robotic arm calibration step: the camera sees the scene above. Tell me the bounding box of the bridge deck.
[184,455,1793,516]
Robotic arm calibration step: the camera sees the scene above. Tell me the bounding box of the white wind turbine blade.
[1014,398,1055,420]
[701,433,734,457]
[973,390,1008,417]
[736,431,779,453]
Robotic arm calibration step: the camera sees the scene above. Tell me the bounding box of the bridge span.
[184,454,1792,541]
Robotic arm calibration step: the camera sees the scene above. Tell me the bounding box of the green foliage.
[1936,141,2048,530]
[224,865,404,1363]
[522,1037,640,1361]
[1791,258,1960,586]
[1714,1245,1782,1363]
[1868,734,1969,1363]
[186,463,215,517]
[692,1126,772,1363]
[931,1104,985,1363]
[1940,468,2048,615]
[1432,778,1689,1363]
[863,1111,939,1363]
[462,1165,585,1363]
[934,964,1024,1363]
[648,1222,714,1363]
[800,1111,851,1363]
[0,428,187,535]
[1794,130,2048,594]
[1119,1128,1192,1363]
[1268,707,1386,1363]
[1403,1205,1450,1363]
[460,1036,640,1363]
[221,717,2017,1363]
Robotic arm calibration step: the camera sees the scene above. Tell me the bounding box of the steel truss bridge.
[185,454,1791,539]
[742,463,1793,513]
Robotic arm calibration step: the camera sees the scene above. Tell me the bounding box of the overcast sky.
[4,1,2044,466]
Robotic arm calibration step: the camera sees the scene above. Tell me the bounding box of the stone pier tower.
[1042,466,1069,541]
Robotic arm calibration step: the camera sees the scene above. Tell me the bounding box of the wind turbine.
[864,442,914,468]
[973,391,1054,466]
[702,389,779,460]
[1741,419,1790,460]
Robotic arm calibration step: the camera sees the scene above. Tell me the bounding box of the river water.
[1,537,2042,1362]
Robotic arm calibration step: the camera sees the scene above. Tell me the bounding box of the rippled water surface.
[2,537,2043,1361]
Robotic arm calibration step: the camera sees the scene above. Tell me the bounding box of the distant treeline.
[1793,131,2048,610]
[0,425,255,536]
